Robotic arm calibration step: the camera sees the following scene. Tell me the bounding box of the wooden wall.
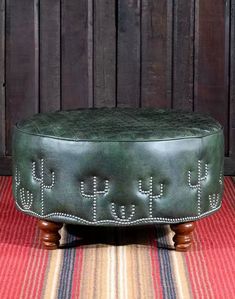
[0,0,235,175]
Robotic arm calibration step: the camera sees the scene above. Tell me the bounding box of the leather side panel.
[12,129,224,225]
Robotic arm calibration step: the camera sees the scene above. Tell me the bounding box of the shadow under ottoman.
[12,108,224,251]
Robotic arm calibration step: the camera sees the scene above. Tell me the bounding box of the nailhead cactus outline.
[138,177,164,218]
[209,171,223,209]
[20,188,33,210]
[32,159,55,215]
[111,203,136,222]
[80,176,109,222]
[188,160,208,215]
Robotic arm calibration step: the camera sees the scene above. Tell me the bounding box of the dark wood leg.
[38,220,63,250]
[170,222,196,252]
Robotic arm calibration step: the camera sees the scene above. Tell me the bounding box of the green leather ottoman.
[12,108,224,251]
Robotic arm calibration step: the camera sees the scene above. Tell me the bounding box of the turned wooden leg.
[170,222,195,252]
[38,220,63,250]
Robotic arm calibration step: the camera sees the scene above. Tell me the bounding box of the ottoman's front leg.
[170,222,195,252]
[38,220,63,250]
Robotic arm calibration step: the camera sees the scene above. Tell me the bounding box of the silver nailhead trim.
[15,161,223,223]
[138,177,164,217]
[32,159,55,215]
[208,171,223,209]
[19,187,33,210]
[188,160,208,215]
[15,166,21,198]
[209,194,220,209]
[219,171,223,186]
[15,201,221,225]
[80,177,109,222]
[111,203,136,222]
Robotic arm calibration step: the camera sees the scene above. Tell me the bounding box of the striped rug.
[0,176,234,299]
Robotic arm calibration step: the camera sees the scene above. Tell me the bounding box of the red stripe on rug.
[185,177,235,299]
[150,232,163,299]
[0,177,49,299]
[71,246,84,298]
[0,177,7,202]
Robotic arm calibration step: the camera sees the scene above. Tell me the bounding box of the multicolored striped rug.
[0,176,234,299]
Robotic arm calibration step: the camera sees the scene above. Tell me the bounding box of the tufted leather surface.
[16,108,222,141]
[12,108,224,226]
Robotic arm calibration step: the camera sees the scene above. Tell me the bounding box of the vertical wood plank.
[194,0,228,150]
[40,0,61,112]
[230,0,235,157]
[225,0,235,174]
[172,0,194,111]
[61,0,93,109]
[0,157,11,175]
[6,0,39,154]
[141,0,173,108]
[93,0,116,108]
[0,0,5,155]
[117,0,141,107]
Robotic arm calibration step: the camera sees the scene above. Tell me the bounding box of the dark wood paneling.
[0,0,5,155]
[225,0,235,175]
[194,0,228,151]
[40,0,61,112]
[141,0,172,108]
[117,0,141,107]
[0,157,11,175]
[5,0,39,155]
[61,0,93,109]
[94,0,116,108]
[172,0,194,111]
[231,0,235,153]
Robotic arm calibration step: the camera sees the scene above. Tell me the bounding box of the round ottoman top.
[12,108,224,226]
[15,108,222,141]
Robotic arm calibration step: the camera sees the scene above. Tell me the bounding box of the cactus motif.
[80,176,109,222]
[111,203,136,222]
[32,159,55,215]
[20,187,33,210]
[138,177,164,218]
[209,171,223,209]
[188,160,208,215]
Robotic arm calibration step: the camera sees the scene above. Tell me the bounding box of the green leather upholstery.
[12,108,224,226]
